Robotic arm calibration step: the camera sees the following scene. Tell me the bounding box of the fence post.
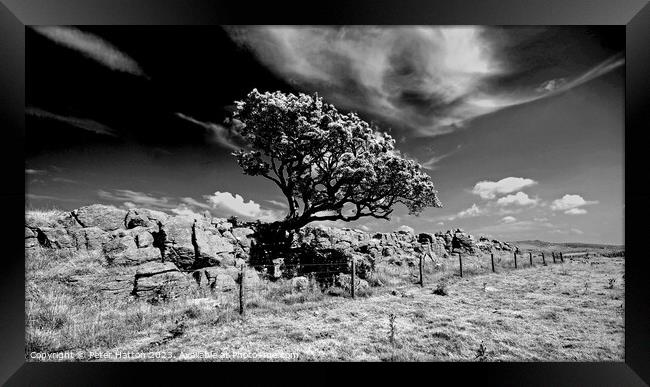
[238,267,245,316]
[419,254,424,287]
[491,253,495,273]
[351,256,356,299]
[514,252,518,269]
[542,252,546,265]
[552,252,556,264]
[529,252,533,267]
[560,252,564,263]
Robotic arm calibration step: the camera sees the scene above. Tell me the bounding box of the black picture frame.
[1,1,648,385]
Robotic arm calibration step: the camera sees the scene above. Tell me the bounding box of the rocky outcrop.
[26,205,517,296]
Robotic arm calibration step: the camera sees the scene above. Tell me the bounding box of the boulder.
[103,235,161,265]
[203,267,238,292]
[25,227,38,248]
[38,227,76,249]
[161,216,196,269]
[134,229,154,248]
[132,262,192,297]
[26,211,81,230]
[70,226,110,250]
[73,205,128,231]
[452,232,477,254]
[231,227,254,248]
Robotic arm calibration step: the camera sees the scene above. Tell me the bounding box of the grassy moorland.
[26,243,624,361]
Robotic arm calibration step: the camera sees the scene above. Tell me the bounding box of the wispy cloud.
[266,199,289,209]
[501,216,517,223]
[25,169,46,175]
[175,112,245,151]
[227,26,623,136]
[33,26,145,76]
[97,189,177,209]
[27,107,119,137]
[51,177,79,184]
[420,145,462,170]
[26,193,76,202]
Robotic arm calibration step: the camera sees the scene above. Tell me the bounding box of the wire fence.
[205,248,579,316]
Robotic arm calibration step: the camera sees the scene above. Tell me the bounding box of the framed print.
[1,0,649,385]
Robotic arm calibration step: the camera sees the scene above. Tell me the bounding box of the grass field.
[26,245,624,361]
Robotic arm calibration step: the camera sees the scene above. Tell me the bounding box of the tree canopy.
[231,89,442,230]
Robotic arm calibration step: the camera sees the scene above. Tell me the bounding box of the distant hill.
[512,240,624,256]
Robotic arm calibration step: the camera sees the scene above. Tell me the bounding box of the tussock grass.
[26,246,624,361]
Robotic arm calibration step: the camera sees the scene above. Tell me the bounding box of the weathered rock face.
[73,204,128,231]
[132,262,193,297]
[26,204,517,296]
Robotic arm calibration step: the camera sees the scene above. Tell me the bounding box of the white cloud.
[472,177,537,199]
[170,204,206,219]
[565,208,587,215]
[25,169,46,175]
[501,216,517,223]
[550,194,598,214]
[449,203,483,220]
[496,192,539,206]
[204,191,281,221]
[397,225,415,234]
[571,228,584,235]
[33,26,145,76]
[98,189,283,222]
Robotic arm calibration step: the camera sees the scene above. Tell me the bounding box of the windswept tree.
[231,89,442,231]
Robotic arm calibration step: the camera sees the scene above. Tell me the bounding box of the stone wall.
[26,205,517,296]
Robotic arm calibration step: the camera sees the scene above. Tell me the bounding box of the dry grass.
[25,247,624,362]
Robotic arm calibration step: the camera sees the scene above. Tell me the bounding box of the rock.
[397,225,415,234]
[194,221,235,266]
[125,209,154,230]
[26,211,81,230]
[132,262,192,297]
[135,229,154,248]
[25,227,39,248]
[272,258,284,278]
[103,235,161,265]
[73,205,128,231]
[38,227,76,249]
[203,267,238,292]
[452,232,477,254]
[161,216,196,269]
[291,276,310,291]
[71,226,109,250]
[231,227,254,247]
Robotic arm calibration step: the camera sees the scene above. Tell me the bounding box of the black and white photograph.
[24,25,625,362]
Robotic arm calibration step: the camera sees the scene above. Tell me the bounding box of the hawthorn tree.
[231,89,442,231]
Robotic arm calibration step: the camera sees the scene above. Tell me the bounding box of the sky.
[25,26,624,244]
